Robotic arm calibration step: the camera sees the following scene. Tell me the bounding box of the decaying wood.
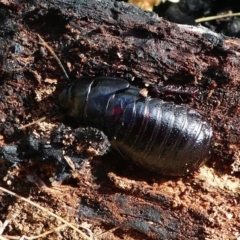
[0,0,239,239]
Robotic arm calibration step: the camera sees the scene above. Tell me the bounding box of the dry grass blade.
[37,34,70,81]
[23,224,67,240]
[0,220,9,235]
[95,226,121,237]
[18,117,46,130]
[1,224,67,239]
[18,33,70,130]
[0,187,93,240]
[0,236,8,240]
[196,12,240,23]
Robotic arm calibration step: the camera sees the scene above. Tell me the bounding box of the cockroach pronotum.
[59,76,213,176]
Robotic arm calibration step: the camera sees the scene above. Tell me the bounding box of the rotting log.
[0,0,239,239]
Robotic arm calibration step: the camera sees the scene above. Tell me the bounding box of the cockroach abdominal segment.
[59,77,213,176]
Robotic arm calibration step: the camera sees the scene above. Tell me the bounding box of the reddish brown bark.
[0,0,239,239]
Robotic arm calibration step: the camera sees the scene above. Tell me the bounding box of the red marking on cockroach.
[112,106,123,118]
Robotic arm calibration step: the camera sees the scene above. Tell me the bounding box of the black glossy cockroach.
[59,77,213,176]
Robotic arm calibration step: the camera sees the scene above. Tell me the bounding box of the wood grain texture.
[0,0,239,239]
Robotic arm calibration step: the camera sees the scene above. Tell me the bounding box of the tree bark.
[0,0,239,239]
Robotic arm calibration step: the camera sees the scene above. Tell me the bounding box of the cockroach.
[59,77,213,176]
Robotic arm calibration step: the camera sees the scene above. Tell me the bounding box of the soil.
[0,0,239,239]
